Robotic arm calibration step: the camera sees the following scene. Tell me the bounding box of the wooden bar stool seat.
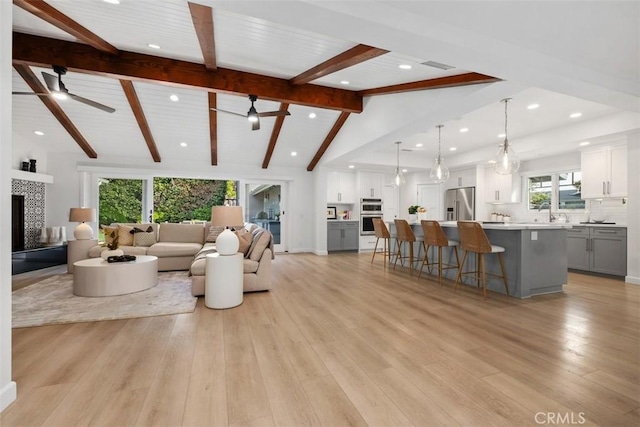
[393,219,423,276]
[418,220,460,285]
[371,218,393,265]
[454,221,510,298]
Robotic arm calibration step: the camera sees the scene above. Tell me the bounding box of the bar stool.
[393,219,424,275]
[454,221,509,298]
[371,218,393,265]
[418,220,460,285]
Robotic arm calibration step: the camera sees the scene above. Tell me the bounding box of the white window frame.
[527,169,585,212]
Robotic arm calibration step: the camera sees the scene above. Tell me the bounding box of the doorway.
[245,183,285,252]
[417,184,442,220]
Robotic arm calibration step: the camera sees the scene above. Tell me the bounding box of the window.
[528,171,584,211]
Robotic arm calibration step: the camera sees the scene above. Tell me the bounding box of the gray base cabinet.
[328,221,359,252]
[567,226,627,276]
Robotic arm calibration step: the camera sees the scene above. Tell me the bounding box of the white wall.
[626,133,640,284]
[12,132,49,174]
[1,0,17,413]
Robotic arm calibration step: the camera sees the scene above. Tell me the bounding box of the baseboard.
[0,381,17,413]
[313,250,328,256]
[625,275,640,285]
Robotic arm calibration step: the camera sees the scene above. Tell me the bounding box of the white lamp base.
[74,222,94,240]
[216,228,239,255]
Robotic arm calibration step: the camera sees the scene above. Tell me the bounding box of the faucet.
[537,202,556,223]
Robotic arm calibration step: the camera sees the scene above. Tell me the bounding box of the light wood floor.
[3,253,639,427]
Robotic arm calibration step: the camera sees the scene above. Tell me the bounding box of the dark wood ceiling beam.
[13,32,363,113]
[290,44,388,86]
[307,112,350,171]
[13,0,118,55]
[119,80,161,162]
[208,92,218,166]
[358,72,500,96]
[188,2,217,70]
[262,103,289,169]
[13,64,97,158]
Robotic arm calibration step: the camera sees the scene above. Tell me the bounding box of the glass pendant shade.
[492,98,520,175]
[430,124,449,183]
[394,141,405,186]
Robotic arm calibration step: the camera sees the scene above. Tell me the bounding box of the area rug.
[12,271,197,328]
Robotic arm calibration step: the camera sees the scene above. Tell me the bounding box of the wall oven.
[360,198,383,235]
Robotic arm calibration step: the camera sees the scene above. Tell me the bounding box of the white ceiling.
[11,0,640,173]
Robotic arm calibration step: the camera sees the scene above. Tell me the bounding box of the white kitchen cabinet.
[581,144,627,198]
[358,171,385,199]
[327,171,355,203]
[445,167,476,190]
[485,169,521,204]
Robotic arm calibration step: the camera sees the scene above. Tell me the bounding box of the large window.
[528,171,584,211]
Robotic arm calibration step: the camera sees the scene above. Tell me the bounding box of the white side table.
[205,253,243,309]
[67,239,98,273]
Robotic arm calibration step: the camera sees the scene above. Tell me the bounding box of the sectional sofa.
[86,222,273,294]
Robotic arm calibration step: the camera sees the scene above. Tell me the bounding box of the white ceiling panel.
[12,5,76,42]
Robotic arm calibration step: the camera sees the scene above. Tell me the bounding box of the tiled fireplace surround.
[11,179,45,250]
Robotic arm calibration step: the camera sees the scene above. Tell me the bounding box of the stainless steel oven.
[360,198,383,235]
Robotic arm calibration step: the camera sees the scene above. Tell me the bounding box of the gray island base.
[387,221,570,298]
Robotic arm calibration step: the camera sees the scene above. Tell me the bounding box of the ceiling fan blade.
[42,72,60,92]
[252,118,260,131]
[210,107,247,118]
[12,91,50,96]
[68,93,116,113]
[257,110,291,118]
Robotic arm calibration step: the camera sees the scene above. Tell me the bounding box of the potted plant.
[408,205,420,215]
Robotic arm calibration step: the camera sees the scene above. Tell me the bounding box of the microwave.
[361,198,382,213]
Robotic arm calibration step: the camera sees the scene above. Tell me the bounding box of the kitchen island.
[388,221,572,298]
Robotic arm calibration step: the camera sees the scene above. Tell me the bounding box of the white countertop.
[437,221,573,230]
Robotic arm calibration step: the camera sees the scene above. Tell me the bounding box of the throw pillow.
[133,229,157,246]
[247,229,272,261]
[117,225,134,246]
[235,229,252,256]
[206,225,225,243]
[101,225,119,248]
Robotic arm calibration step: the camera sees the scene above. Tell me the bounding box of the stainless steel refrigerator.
[445,187,475,221]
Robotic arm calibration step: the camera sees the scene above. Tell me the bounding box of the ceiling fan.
[211,94,290,130]
[12,65,116,113]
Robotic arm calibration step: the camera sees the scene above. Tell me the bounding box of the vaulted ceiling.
[11,0,639,174]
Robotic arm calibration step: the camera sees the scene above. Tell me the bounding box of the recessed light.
[398,64,412,70]
[402,169,408,173]
[449,147,457,151]
[459,127,469,133]
[527,103,540,110]
[291,151,297,156]
[348,165,355,169]
[488,160,497,164]
[169,94,179,102]
[34,130,44,136]
[416,143,423,148]
[579,141,590,146]
[498,133,506,138]
[570,112,582,118]
[308,112,316,119]
[180,142,187,147]
[340,80,350,85]
[147,43,161,49]
[103,0,120,4]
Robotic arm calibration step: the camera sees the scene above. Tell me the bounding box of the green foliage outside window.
[153,178,227,223]
[99,178,143,225]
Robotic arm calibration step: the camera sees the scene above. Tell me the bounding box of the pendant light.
[429,124,450,183]
[492,98,520,175]
[394,141,405,186]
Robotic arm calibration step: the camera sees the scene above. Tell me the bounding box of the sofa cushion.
[133,228,157,246]
[190,257,260,276]
[118,225,135,246]
[248,229,271,261]
[119,245,149,256]
[236,229,252,255]
[243,259,260,273]
[147,242,202,257]
[159,223,205,244]
[205,225,225,243]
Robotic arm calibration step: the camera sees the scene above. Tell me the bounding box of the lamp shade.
[211,206,244,228]
[69,207,96,240]
[69,207,96,223]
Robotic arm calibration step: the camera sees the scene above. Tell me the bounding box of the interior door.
[244,182,285,253]
[417,184,442,220]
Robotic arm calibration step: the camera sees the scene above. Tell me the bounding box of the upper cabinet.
[327,171,355,204]
[485,170,521,204]
[358,171,385,199]
[445,168,476,190]
[581,144,627,199]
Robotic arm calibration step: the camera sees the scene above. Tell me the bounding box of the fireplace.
[12,194,25,252]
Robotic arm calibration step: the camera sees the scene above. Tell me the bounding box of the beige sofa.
[86,222,273,294]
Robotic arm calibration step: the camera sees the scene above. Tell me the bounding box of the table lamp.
[211,206,244,255]
[69,207,96,240]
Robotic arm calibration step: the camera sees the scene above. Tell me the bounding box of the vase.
[29,159,36,173]
[417,212,428,221]
[408,214,418,223]
[101,249,124,260]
